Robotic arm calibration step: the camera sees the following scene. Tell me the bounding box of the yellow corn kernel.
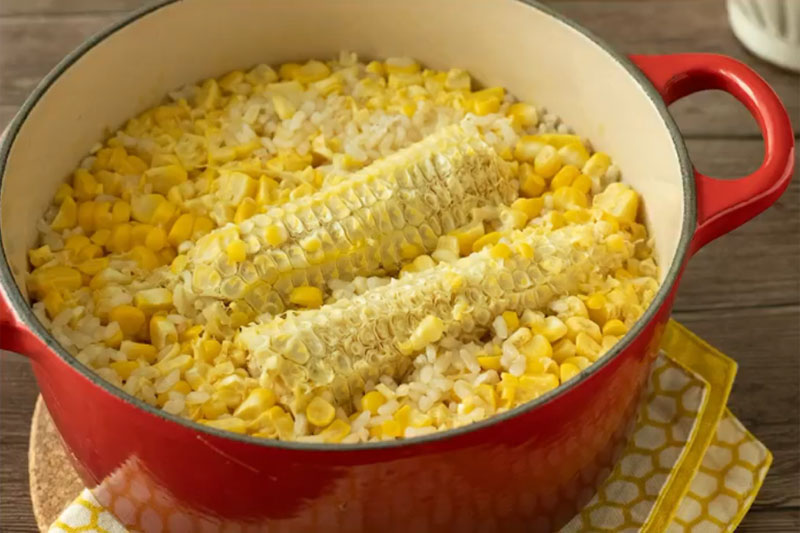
[444,68,471,91]
[306,396,336,427]
[575,332,602,361]
[144,165,188,195]
[593,182,640,224]
[198,338,222,362]
[472,231,502,252]
[511,197,544,220]
[399,242,423,261]
[264,224,288,247]
[586,293,609,326]
[534,315,568,343]
[234,388,277,419]
[103,325,124,348]
[278,62,301,81]
[192,216,215,240]
[603,319,628,337]
[28,266,82,297]
[28,245,52,268]
[519,163,546,198]
[564,356,591,371]
[221,239,247,265]
[129,245,159,271]
[131,224,153,246]
[272,94,296,120]
[73,169,100,200]
[520,334,553,361]
[219,70,245,92]
[497,373,518,408]
[559,141,591,168]
[134,287,173,313]
[518,374,559,401]
[468,87,505,116]
[149,315,177,350]
[200,417,247,434]
[582,152,611,178]
[268,405,295,440]
[565,316,602,342]
[95,170,122,197]
[448,220,484,256]
[201,399,229,419]
[572,174,593,195]
[533,145,562,178]
[121,340,157,363]
[234,198,257,225]
[90,229,110,247]
[606,234,627,254]
[507,102,538,129]
[564,209,591,224]
[109,360,139,381]
[77,201,95,233]
[477,355,502,371]
[545,211,566,230]
[399,315,445,355]
[490,243,512,260]
[91,202,112,230]
[131,194,167,224]
[51,196,78,231]
[289,286,323,309]
[378,418,403,439]
[106,224,132,254]
[552,338,577,363]
[167,214,194,246]
[560,363,580,383]
[365,60,384,76]
[294,60,330,84]
[552,186,588,211]
[109,200,130,224]
[321,419,351,443]
[76,244,102,262]
[550,164,581,190]
[385,56,420,75]
[359,390,386,415]
[53,183,73,204]
[109,305,146,337]
[151,201,177,226]
[527,134,581,148]
[514,136,546,162]
[77,257,109,276]
[502,310,520,332]
[255,176,279,205]
[526,356,558,376]
[42,290,65,319]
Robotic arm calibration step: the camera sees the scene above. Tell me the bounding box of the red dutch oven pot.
[0,1,794,531]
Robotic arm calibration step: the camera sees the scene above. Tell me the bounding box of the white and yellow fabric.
[48,321,771,533]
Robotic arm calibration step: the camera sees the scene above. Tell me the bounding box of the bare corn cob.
[237,221,634,413]
[185,123,515,316]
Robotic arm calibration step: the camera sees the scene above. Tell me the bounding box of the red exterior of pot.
[10,290,672,532]
[0,26,794,533]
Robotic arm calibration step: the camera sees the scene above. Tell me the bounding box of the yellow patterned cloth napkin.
[48,321,771,533]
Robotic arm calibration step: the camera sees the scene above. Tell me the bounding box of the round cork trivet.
[28,396,84,532]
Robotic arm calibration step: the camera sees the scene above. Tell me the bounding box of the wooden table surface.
[0,0,797,531]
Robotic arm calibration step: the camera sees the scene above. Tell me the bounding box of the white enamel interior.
[1,0,685,300]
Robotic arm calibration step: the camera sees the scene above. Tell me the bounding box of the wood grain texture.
[0,0,797,531]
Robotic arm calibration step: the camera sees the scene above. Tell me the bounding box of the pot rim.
[0,0,695,452]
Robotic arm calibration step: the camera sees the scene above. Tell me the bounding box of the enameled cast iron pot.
[0,1,794,531]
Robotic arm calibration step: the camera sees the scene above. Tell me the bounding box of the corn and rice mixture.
[26,52,659,443]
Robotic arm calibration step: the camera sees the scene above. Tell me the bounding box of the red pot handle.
[631,53,795,255]
[0,284,40,357]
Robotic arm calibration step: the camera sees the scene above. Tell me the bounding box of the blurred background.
[0,0,797,531]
